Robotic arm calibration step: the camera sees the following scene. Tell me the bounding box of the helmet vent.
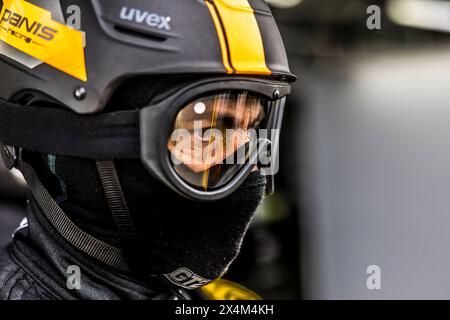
[113,25,167,43]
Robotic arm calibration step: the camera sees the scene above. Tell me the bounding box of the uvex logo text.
[1,9,58,41]
[120,7,171,31]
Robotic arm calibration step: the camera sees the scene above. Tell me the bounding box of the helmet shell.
[0,0,294,113]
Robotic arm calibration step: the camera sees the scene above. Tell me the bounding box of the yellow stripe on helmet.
[206,0,271,75]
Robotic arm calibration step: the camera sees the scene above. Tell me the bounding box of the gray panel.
[301,47,450,299]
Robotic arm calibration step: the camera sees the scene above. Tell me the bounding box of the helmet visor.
[167,90,271,191]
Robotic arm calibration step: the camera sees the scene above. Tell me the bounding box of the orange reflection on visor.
[168,91,265,190]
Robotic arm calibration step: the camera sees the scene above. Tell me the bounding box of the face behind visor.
[169,91,266,188]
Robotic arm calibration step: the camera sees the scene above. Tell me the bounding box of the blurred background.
[3,0,450,299]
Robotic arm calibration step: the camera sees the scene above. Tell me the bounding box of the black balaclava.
[28,76,267,289]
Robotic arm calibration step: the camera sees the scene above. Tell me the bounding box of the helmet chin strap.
[16,157,131,272]
[10,150,140,272]
[96,160,136,239]
[95,160,143,270]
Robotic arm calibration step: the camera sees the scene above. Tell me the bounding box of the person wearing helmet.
[0,0,294,300]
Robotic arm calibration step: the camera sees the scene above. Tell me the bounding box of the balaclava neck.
[27,76,267,289]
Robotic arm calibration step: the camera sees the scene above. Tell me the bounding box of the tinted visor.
[168,90,272,191]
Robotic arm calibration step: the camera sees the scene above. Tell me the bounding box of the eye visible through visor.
[167,90,277,191]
